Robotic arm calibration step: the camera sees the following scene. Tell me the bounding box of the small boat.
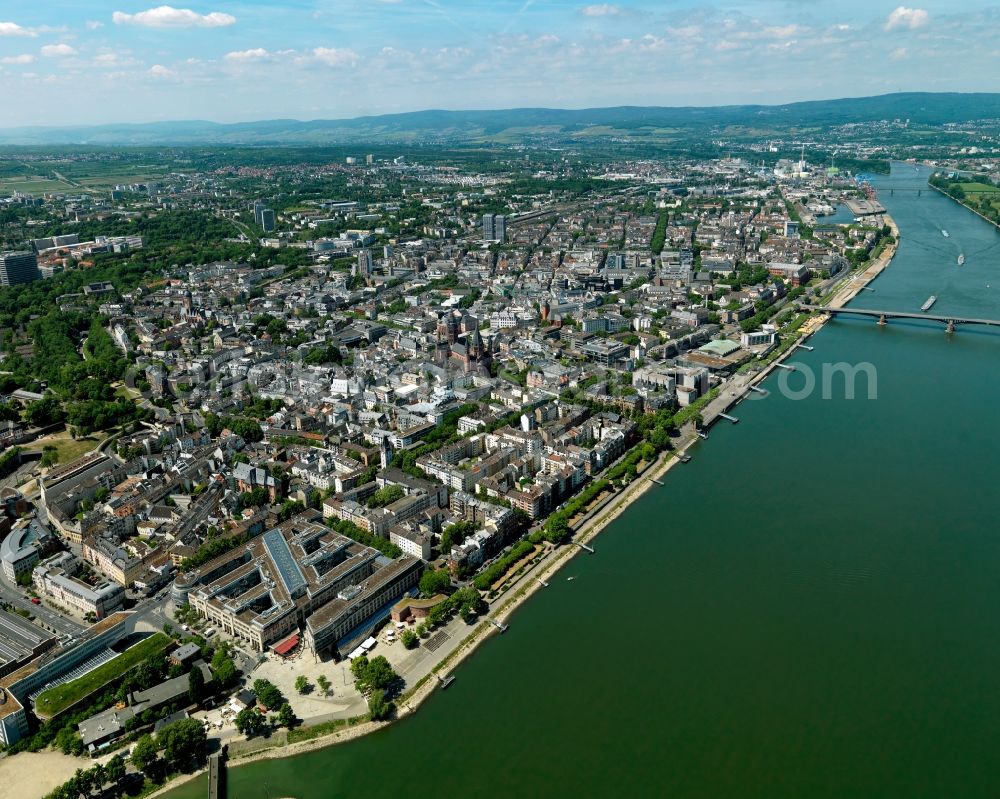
[921,295,937,312]
[439,675,455,689]
[942,230,950,238]
[566,576,576,582]
[680,454,692,463]
[958,254,965,266]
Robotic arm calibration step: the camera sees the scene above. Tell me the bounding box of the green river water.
[165,163,1000,798]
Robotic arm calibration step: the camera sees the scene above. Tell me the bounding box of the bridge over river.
[806,305,1000,334]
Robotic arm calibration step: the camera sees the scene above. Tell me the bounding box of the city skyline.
[0,1,998,127]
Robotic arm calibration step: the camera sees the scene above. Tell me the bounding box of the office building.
[183,513,420,655]
[482,214,506,244]
[356,249,373,278]
[260,208,276,233]
[0,251,41,287]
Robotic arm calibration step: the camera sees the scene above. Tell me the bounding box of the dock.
[697,431,709,440]
[208,752,224,799]
[651,477,665,485]
[489,619,509,633]
[680,454,692,463]
[438,674,456,689]
[775,363,796,371]
[749,385,767,395]
[718,413,739,424]
[793,343,814,351]
[536,577,549,588]
[577,542,595,554]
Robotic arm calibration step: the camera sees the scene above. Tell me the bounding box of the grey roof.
[171,642,201,662]
[78,706,135,747]
[263,528,307,597]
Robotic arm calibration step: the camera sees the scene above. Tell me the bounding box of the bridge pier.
[946,319,955,334]
[877,314,887,326]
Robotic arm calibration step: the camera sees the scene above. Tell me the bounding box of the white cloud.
[762,25,804,40]
[40,43,77,57]
[0,21,35,37]
[311,47,358,67]
[890,47,909,59]
[148,63,176,77]
[225,48,270,62]
[86,20,104,30]
[113,6,236,29]
[580,4,621,16]
[885,6,928,31]
[0,54,34,64]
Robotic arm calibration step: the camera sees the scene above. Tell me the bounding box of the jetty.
[208,752,225,799]
[718,413,739,424]
[489,619,509,633]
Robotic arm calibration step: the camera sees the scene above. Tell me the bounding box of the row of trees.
[130,717,208,777]
[44,756,128,799]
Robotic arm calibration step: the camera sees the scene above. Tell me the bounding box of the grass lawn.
[34,633,171,719]
[958,182,999,194]
[28,430,107,465]
[0,178,75,194]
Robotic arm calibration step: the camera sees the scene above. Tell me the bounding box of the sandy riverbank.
[0,750,84,799]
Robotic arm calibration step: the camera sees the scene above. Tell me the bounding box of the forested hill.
[1,92,998,146]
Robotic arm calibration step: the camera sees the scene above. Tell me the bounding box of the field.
[957,182,999,194]
[0,176,75,195]
[27,430,107,465]
[34,633,171,719]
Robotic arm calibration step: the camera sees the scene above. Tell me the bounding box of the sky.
[0,1,998,127]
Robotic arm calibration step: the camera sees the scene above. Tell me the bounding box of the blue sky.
[0,1,998,126]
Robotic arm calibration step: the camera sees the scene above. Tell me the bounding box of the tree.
[294,675,311,694]
[366,484,404,509]
[316,674,331,696]
[105,754,127,788]
[367,688,392,721]
[131,734,158,772]
[55,725,84,756]
[364,656,396,692]
[235,706,266,738]
[401,629,418,649]
[188,664,205,704]
[252,678,285,710]
[211,645,238,688]
[90,762,107,791]
[158,718,207,770]
[419,567,451,597]
[277,702,297,729]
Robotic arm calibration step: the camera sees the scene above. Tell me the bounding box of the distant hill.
[0,92,997,146]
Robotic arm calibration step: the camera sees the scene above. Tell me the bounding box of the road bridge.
[807,305,1000,333]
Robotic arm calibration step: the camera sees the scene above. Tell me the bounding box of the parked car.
[30,597,40,605]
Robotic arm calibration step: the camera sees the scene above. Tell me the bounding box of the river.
[165,163,1000,798]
